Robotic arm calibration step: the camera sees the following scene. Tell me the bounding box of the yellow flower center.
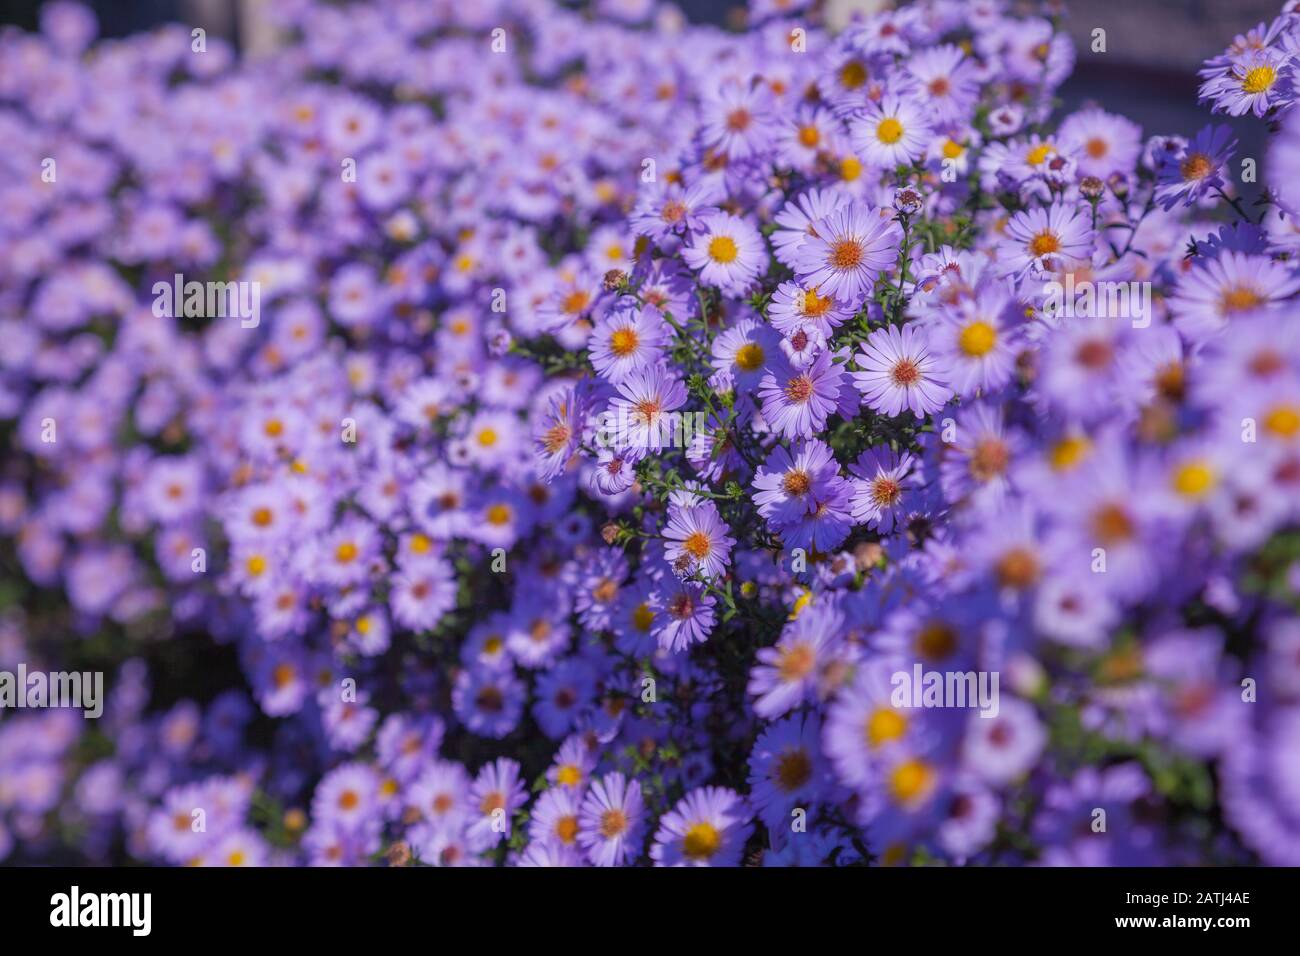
[1172,460,1216,498]
[831,239,864,270]
[958,320,997,357]
[708,235,739,264]
[1242,65,1277,94]
[632,602,655,631]
[867,708,908,748]
[876,117,904,144]
[1049,435,1091,470]
[683,530,712,559]
[486,503,511,525]
[942,139,964,159]
[1026,142,1055,166]
[889,758,934,804]
[610,327,640,357]
[801,286,833,316]
[1029,231,1060,256]
[798,125,820,147]
[735,342,765,371]
[1265,403,1300,438]
[682,822,721,860]
[1220,285,1262,314]
[335,542,358,563]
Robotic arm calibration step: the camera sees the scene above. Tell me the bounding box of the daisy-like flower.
[925,279,1021,396]
[768,280,853,339]
[748,601,842,718]
[682,212,769,294]
[578,772,646,867]
[1199,46,1293,118]
[452,667,524,739]
[649,786,752,867]
[776,104,840,171]
[771,188,852,268]
[607,362,688,452]
[752,439,841,528]
[748,713,828,831]
[1154,124,1237,211]
[630,179,720,242]
[533,387,583,482]
[700,79,777,161]
[793,200,901,307]
[662,499,736,579]
[1058,108,1142,179]
[758,348,847,440]
[902,44,979,125]
[588,305,668,384]
[850,94,932,168]
[849,446,918,534]
[711,317,779,390]
[998,201,1095,278]
[852,323,953,419]
[1169,251,1300,341]
[650,580,716,653]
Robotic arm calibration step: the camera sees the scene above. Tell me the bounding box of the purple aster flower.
[793,200,902,307]
[758,348,846,440]
[578,772,646,866]
[852,323,953,419]
[662,499,736,580]
[649,786,752,867]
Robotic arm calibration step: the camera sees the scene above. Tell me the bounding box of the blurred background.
[0,0,1282,141]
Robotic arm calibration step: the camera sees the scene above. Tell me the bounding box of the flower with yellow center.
[682,822,721,861]
[958,320,997,357]
[708,235,738,264]
[1025,142,1055,166]
[889,758,935,805]
[734,342,765,371]
[1242,65,1277,94]
[1029,230,1061,257]
[876,117,903,144]
[632,602,655,632]
[1264,402,1300,439]
[866,708,908,748]
[609,326,639,357]
[1171,460,1217,499]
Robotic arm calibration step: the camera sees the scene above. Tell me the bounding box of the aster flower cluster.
[2,0,1300,868]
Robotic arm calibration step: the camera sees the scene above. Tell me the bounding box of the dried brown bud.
[602,269,627,292]
[386,842,412,867]
[601,522,621,545]
[1079,175,1104,199]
